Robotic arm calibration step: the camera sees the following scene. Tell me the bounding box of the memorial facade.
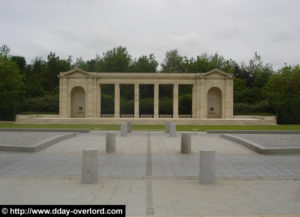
[58,68,234,119]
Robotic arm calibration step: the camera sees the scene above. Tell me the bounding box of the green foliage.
[159,96,172,115]
[179,93,192,115]
[1,44,300,123]
[265,65,300,123]
[161,49,184,72]
[0,46,24,120]
[131,54,158,72]
[0,91,24,121]
[21,95,59,113]
[183,53,238,74]
[234,100,271,115]
[140,98,154,115]
[101,46,132,72]
[120,84,134,114]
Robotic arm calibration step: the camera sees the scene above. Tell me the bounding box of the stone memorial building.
[16,68,276,125]
[58,68,233,119]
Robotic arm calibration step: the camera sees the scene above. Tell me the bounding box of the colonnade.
[106,83,181,118]
[58,68,234,119]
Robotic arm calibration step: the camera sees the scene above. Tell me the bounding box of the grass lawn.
[0,123,300,131]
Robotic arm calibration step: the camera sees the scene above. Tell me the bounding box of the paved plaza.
[230,133,300,148]
[0,131,300,216]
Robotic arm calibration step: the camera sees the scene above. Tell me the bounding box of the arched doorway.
[71,86,86,118]
[207,87,222,118]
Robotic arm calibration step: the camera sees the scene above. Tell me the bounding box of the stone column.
[225,79,233,118]
[106,132,116,153]
[134,83,139,118]
[59,78,68,118]
[97,84,101,118]
[181,133,191,154]
[192,85,196,118]
[120,122,127,137]
[81,149,98,184]
[173,83,179,118]
[114,83,120,118]
[126,121,132,133]
[199,79,207,118]
[165,121,170,133]
[154,83,159,118]
[199,149,216,184]
[86,78,94,117]
[169,123,176,137]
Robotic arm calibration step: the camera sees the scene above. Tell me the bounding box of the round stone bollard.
[81,149,98,184]
[120,122,127,137]
[165,121,170,133]
[181,133,191,154]
[169,123,176,137]
[106,132,116,153]
[199,149,216,184]
[126,121,132,133]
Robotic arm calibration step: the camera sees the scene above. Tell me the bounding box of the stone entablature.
[58,68,234,119]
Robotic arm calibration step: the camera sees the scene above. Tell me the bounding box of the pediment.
[203,69,232,79]
[59,68,91,78]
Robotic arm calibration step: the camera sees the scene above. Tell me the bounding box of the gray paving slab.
[1,130,300,216]
[0,132,65,146]
[231,133,300,148]
[0,131,299,178]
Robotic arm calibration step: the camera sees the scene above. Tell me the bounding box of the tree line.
[0,45,299,123]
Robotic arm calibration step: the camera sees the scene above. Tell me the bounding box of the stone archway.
[71,86,86,118]
[207,87,222,118]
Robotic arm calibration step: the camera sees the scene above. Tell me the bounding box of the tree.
[266,65,300,123]
[11,56,26,74]
[131,54,158,72]
[43,52,71,94]
[0,45,24,120]
[101,46,132,72]
[161,49,184,72]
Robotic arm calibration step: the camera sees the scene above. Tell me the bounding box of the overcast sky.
[1,0,300,69]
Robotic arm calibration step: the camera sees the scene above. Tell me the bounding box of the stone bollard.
[106,132,116,153]
[165,122,170,133]
[181,133,191,154]
[120,122,127,137]
[126,121,132,133]
[199,149,216,184]
[169,123,176,137]
[81,149,98,184]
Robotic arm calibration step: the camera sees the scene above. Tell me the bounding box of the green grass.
[0,123,300,131]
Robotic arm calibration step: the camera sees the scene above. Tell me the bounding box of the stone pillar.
[97,84,101,117]
[154,83,159,118]
[134,83,139,118]
[192,85,196,118]
[60,78,68,117]
[120,122,127,137]
[181,133,191,154]
[106,132,116,153]
[169,123,176,137]
[199,79,207,118]
[114,83,120,118]
[225,79,233,118]
[81,149,98,184]
[173,83,179,118]
[126,121,132,133]
[199,149,216,184]
[86,78,93,117]
[165,121,170,133]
